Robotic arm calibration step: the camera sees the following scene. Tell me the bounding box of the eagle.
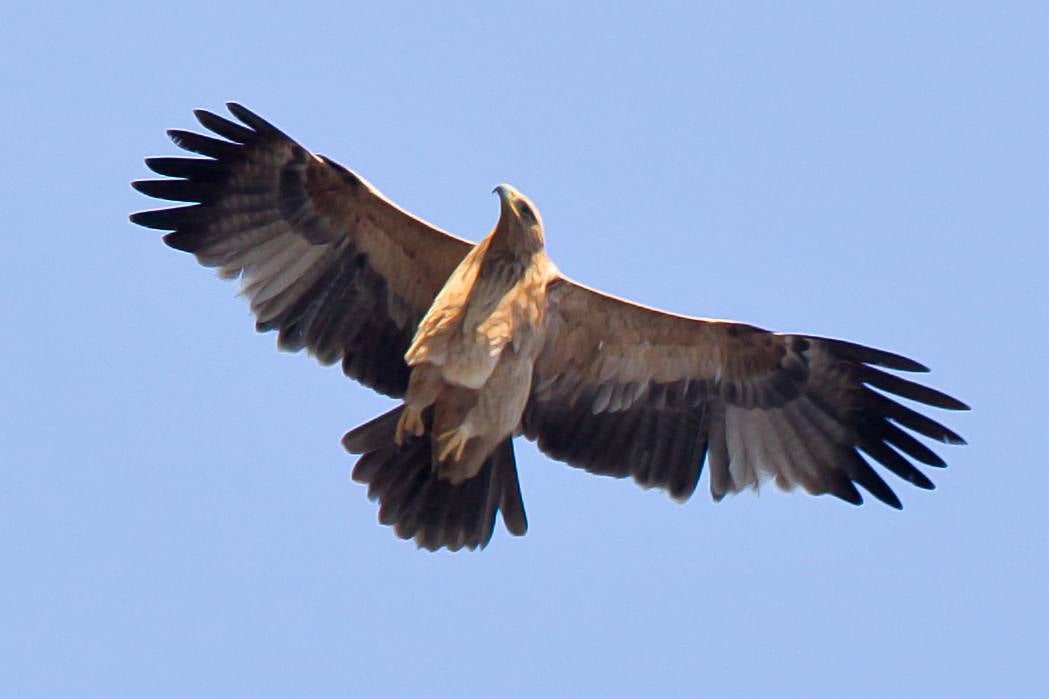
[131,104,968,551]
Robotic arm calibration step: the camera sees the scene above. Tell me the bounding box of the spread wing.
[131,103,471,397]
[523,277,968,507]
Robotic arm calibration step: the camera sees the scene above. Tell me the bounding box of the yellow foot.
[394,407,425,446]
[436,427,470,464]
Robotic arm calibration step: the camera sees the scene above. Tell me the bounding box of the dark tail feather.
[342,407,402,453]
[342,407,528,551]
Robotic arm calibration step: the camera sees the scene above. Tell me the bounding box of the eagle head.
[492,183,545,253]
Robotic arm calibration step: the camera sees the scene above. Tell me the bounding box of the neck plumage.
[488,217,543,260]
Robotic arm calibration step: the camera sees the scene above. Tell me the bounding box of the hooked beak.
[492,183,515,202]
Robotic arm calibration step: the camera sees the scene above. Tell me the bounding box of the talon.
[395,407,425,446]
[436,428,469,463]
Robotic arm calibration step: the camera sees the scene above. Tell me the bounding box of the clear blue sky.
[3,2,1046,696]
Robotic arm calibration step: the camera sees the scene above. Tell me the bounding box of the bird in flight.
[131,104,968,551]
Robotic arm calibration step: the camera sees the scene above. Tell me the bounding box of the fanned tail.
[342,407,527,551]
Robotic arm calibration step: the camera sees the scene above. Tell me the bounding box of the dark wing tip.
[869,479,904,509]
[933,426,966,446]
[161,230,193,252]
[859,365,970,411]
[130,178,210,203]
[827,479,864,506]
[903,470,936,491]
[193,108,257,144]
[225,102,288,138]
[822,338,930,372]
[165,128,241,159]
[129,207,178,230]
